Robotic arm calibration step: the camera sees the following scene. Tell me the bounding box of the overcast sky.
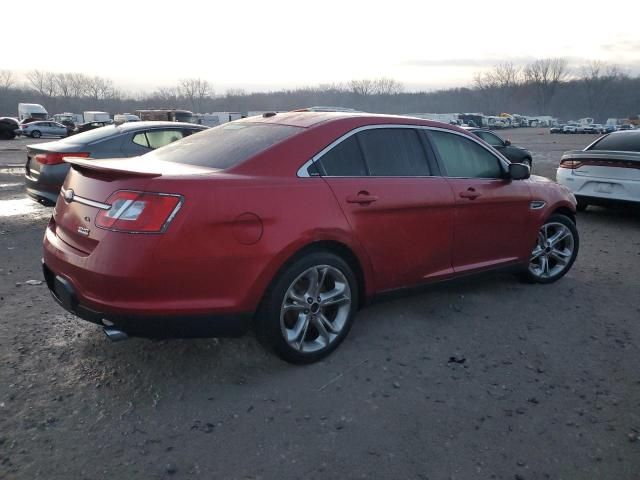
[4,0,640,93]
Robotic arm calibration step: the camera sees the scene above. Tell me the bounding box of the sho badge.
[77,226,90,236]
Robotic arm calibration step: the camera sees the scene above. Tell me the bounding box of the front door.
[428,129,534,273]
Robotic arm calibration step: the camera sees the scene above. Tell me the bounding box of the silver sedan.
[21,121,68,138]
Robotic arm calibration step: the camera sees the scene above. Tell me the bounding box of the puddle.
[0,197,50,218]
[0,167,26,176]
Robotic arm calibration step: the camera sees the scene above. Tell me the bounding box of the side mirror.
[509,162,530,180]
[504,139,511,146]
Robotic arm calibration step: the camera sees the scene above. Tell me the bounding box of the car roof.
[115,121,206,131]
[238,111,468,131]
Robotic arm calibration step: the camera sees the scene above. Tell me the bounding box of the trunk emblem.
[77,226,90,236]
[63,189,74,203]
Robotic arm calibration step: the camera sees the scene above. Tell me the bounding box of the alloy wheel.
[280,265,352,353]
[528,221,575,279]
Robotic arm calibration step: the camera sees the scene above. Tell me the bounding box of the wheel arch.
[275,240,368,309]
[550,205,576,224]
[255,239,370,315]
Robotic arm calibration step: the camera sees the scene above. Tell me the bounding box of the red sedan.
[43,112,579,363]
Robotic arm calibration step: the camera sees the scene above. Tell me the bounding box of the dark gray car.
[465,127,533,168]
[25,121,207,205]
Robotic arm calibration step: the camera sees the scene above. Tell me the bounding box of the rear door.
[315,126,455,292]
[427,128,533,273]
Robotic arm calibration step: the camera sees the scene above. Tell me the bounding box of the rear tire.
[255,251,358,364]
[31,130,41,138]
[520,214,579,284]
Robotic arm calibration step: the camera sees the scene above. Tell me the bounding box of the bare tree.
[68,73,89,97]
[26,70,58,98]
[225,88,247,97]
[155,86,181,103]
[373,77,404,95]
[0,69,15,92]
[54,73,75,98]
[85,76,115,100]
[349,79,376,96]
[523,58,569,114]
[581,61,623,114]
[179,78,213,112]
[317,82,347,93]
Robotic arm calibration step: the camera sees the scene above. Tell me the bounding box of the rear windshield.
[58,125,119,144]
[588,132,640,152]
[147,122,302,169]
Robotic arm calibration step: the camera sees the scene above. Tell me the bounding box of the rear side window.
[588,132,640,152]
[132,132,150,148]
[430,130,503,178]
[133,130,186,149]
[150,123,302,169]
[357,128,430,176]
[316,135,367,176]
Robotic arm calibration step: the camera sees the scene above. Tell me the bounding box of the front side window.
[358,128,430,176]
[430,130,503,178]
[316,134,367,176]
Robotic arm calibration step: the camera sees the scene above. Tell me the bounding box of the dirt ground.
[1,129,639,480]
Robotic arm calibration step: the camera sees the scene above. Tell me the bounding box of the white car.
[557,131,640,210]
[563,124,578,134]
[20,121,68,138]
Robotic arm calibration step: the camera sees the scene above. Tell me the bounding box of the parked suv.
[465,128,533,167]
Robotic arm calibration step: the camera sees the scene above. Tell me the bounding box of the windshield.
[147,122,303,169]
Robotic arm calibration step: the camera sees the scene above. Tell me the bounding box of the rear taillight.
[35,152,90,165]
[95,190,182,233]
[559,159,582,169]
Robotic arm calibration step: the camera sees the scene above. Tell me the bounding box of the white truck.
[18,103,48,121]
[83,111,111,123]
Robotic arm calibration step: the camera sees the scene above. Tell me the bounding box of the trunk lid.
[561,150,640,181]
[26,141,86,177]
[52,157,214,254]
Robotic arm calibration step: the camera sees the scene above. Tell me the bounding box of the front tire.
[256,251,358,364]
[522,214,579,284]
[576,198,589,212]
[31,130,41,138]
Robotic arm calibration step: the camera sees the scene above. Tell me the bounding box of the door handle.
[346,192,379,205]
[459,188,482,200]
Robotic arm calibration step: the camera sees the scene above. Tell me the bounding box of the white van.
[83,111,111,123]
[18,103,48,121]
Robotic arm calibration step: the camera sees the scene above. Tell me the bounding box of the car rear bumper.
[43,261,252,338]
[556,168,640,204]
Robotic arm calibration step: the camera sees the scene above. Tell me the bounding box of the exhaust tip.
[103,327,128,342]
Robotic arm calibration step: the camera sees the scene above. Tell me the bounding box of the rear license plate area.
[595,183,614,194]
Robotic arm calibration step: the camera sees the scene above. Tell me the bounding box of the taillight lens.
[35,152,90,165]
[95,191,182,233]
[559,159,582,169]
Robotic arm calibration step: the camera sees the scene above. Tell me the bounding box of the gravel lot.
[1,129,639,480]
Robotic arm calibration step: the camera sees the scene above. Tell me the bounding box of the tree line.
[1,59,639,122]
